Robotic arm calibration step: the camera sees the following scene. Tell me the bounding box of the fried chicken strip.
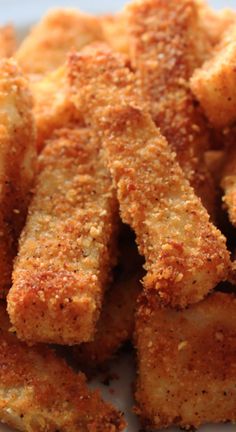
[69,45,230,307]
[221,142,236,227]
[191,23,236,129]
[7,127,118,345]
[0,58,36,297]
[126,0,215,214]
[73,228,143,371]
[16,8,103,79]
[0,25,16,58]
[100,14,128,56]
[135,292,236,430]
[0,302,125,432]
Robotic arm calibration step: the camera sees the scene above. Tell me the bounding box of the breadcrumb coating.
[7,127,119,345]
[68,45,230,307]
[0,58,36,297]
[0,25,16,58]
[191,24,236,129]
[221,141,236,227]
[126,0,215,214]
[135,292,236,430]
[0,302,125,432]
[73,229,143,370]
[100,14,128,56]
[16,8,103,78]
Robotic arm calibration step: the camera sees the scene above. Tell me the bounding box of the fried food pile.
[0,0,236,430]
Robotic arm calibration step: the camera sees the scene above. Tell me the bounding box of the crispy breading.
[68,44,230,307]
[0,302,125,432]
[16,8,103,78]
[0,25,16,58]
[135,292,236,430]
[73,228,143,370]
[196,0,236,45]
[221,142,236,227]
[31,66,80,152]
[191,24,236,129]
[0,58,36,297]
[125,0,215,215]
[100,14,128,56]
[7,127,119,345]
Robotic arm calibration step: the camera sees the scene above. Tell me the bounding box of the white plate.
[0,1,235,431]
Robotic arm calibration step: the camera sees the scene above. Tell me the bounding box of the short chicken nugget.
[73,229,143,370]
[69,45,230,307]
[135,292,236,430]
[126,0,215,215]
[16,8,103,78]
[0,58,36,297]
[191,24,236,128]
[0,302,125,432]
[8,127,118,345]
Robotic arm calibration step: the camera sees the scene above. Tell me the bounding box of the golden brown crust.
[100,14,128,56]
[125,0,215,215]
[7,127,119,344]
[0,302,125,432]
[191,24,236,129]
[73,229,143,370]
[0,58,36,297]
[135,292,236,430]
[0,25,16,58]
[69,44,230,308]
[16,8,103,78]
[221,139,236,227]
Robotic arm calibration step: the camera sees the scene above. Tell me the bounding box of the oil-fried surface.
[69,44,230,307]
[196,0,236,46]
[126,0,215,215]
[221,142,236,227]
[8,127,119,345]
[191,24,236,129]
[0,25,16,58]
[0,302,125,432]
[31,66,81,152]
[16,8,103,78]
[73,230,143,371]
[135,292,236,430]
[0,58,36,297]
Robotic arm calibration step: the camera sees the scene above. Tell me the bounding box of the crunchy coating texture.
[31,66,81,152]
[16,8,103,78]
[8,127,118,345]
[100,14,128,56]
[0,25,16,57]
[196,0,236,46]
[0,58,36,297]
[191,24,236,129]
[135,292,236,430]
[221,142,236,227]
[126,0,215,214]
[0,302,125,432]
[73,230,143,370]
[69,45,230,307]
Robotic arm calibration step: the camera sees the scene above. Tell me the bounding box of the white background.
[0,1,235,432]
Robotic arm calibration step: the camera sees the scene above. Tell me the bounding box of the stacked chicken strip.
[0,0,236,431]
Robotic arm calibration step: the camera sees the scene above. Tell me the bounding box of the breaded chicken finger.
[126,0,215,214]
[69,45,230,307]
[0,25,16,58]
[0,59,36,297]
[73,228,143,371]
[0,302,125,432]
[16,8,103,79]
[135,292,236,430]
[191,23,236,129]
[8,127,118,344]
